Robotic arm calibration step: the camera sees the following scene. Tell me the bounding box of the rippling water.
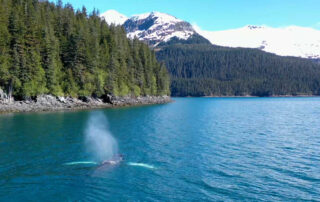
[0,98,320,201]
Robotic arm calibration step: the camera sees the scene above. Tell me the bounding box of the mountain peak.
[100,10,128,25]
[124,11,195,46]
[131,11,182,23]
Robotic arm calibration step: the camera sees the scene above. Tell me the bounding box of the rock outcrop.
[0,94,171,113]
[0,88,5,99]
[0,88,9,103]
[107,95,171,106]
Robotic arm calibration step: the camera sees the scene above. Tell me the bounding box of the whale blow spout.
[85,112,118,162]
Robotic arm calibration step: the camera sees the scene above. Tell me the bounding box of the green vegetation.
[0,0,170,100]
[156,43,320,96]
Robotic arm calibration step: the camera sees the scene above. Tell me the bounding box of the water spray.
[85,112,119,162]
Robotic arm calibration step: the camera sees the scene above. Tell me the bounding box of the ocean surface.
[0,97,319,201]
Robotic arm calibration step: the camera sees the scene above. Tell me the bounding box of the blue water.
[0,98,320,201]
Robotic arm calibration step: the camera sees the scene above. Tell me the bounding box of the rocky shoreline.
[0,94,171,114]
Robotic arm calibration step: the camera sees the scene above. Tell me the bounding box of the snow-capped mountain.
[100,10,197,46]
[124,12,196,46]
[195,25,320,59]
[100,10,128,25]
[100,10,320,59]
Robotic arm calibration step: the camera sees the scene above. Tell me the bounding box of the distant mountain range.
[196,25,320,59]
[100,10,320,59]
[100,10,320,97]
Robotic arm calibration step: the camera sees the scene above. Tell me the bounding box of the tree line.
[0,0,170,100]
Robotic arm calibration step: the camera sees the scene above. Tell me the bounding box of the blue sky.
[56,0,320,31]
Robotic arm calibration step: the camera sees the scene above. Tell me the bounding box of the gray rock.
[57,96,66,103]
[0,94,171,113]
[36,95,59,105]
[0,88,7,100]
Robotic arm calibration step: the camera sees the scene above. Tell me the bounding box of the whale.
[95,154,124,172]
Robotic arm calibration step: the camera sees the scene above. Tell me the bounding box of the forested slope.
[157,44,320,96]
[0,0,170,100]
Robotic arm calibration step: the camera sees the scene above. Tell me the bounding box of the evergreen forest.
[156,43,320,96]
[0,0,170,100]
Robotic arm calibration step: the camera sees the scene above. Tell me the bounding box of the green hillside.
[157,43,320,96]
[0,0,170,100]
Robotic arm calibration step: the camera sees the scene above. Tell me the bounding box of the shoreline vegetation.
[0,94,171,114]
[0,0,170,110]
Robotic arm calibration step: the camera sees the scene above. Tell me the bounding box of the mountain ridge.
[100,10,320,59]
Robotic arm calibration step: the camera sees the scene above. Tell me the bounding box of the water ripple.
[1,98,320,201]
